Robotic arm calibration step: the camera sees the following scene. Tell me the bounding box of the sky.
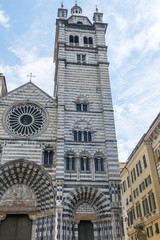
[0,0,160,162]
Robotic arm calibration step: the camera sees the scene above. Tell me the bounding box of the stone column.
[69,221,72,240]
[91,158,95,181]
[63,220,66,240]
[101,222,105,240]
[31,220,37,240]
[77,158,80,181]
[75,221,79,240]
[93,222,98,240]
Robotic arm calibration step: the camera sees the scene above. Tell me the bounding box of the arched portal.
[0,159,55,212]
[62,186,112,240]
[0,159,55,239]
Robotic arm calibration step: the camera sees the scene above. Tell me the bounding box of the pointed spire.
[58,1,68,18]
[93,7,103,23]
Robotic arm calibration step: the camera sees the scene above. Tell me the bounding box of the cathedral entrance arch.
[0,159,55,213]
[0,159,55,239]
[62,186,112,240]
[0,214,32,240]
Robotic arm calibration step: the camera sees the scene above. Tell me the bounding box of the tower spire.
[58,1,68,18]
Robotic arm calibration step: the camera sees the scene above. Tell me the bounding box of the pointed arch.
[0,159,55,211]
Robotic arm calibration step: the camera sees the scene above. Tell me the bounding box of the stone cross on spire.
[27,73,35,82]
[96,5,99,12]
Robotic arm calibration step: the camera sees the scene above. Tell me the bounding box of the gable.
[68,15,92,26]
[0,82,57,141]
[0,82,56,107]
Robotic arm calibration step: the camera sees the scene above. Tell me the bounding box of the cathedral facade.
[0,4,122,240]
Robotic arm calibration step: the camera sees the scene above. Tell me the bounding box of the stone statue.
[134,223,147,240]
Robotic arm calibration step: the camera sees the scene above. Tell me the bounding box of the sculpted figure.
[134,223,147,240]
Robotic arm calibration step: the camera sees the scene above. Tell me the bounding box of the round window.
[6,104,46,137]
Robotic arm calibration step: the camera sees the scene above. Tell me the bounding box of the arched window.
[94,157,104,171]
[88,131,92,142]
[76,103,81,111]
[89,37,93,45]
[66,154,75,171]
[84,37,88,44]
[83,104,87,111]
[69,35,79,45]
[86,157,90,171]
[78,131,82,141]
[84,131,87,142]
[76,103,88,111]
[74,131,77,141]
[73,131,92,142]
[80,157,90,171]
[69,35,73,43]
[80,157,84,170]
[75,36,79,43]
[44,150,54,165]
[83,36,93,46]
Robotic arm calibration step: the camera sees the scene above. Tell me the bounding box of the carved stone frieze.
[0,184,37,212]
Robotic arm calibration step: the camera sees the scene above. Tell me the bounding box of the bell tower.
[54,3,122,240]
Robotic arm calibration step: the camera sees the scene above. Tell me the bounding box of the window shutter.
[154,149,159,164]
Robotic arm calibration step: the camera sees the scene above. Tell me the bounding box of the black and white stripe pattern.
[63,186,111,219]
[0,159,55,211]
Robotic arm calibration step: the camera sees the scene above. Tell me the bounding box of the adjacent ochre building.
[121,114,160,240]
[0,4,122,240]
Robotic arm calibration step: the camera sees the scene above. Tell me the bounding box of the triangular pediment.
[68,15,92,26]
[0,82,56,106]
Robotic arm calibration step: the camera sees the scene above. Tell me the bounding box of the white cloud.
[108,0,160,69]
[0,9,10,28]
[1,0,160,163]
[1,47,54,97]
[1,2,55,96]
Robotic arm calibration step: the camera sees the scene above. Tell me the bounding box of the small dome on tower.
[71,4,82,15]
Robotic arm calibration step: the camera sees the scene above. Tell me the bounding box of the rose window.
[6,104,46,137]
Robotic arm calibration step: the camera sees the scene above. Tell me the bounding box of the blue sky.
[0,0,160,162]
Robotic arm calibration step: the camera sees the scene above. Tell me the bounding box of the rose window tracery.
[6,104,46,137]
